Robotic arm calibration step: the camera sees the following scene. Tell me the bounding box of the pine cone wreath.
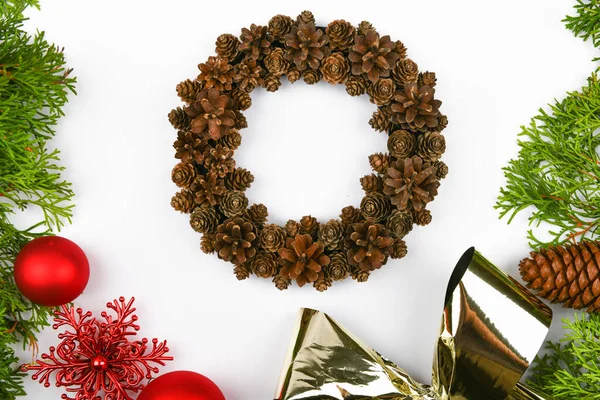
[346,75,368,97]
[176,79,203,104]
[171,162,197,188]
[186,89,236,140]
[268,14,294,39]
[300,215,319,239]
[260,224,286,252]
[302,69,321,85]
[318,219,344,251]
[171,190,194,214]
[345,221,394,272]
[360,174,383,193]
[198,56,235,91]
[386,210,413,237]
[296,11,315,25]
[224,168,254,191]
[390,83,442,132]
[285,22,329,70]
[250,251,279,278]
[220,190,249,218]
[340,205,363,227]
[321,53,350,85]
[218,129,242,150]
[391,58,419,85]
[204,144,235,178]
[388,129,416,159]
[234,57,264,92]
[368,152,391,174]
[383,156,440,211]
[245,203,268,227]
[326,20,355,51]
[360,192,391,222]
[328,252,350,281]
[190,206,219,234]
[229,88,252,111]
[200,234,216,254]
[520,241,600,312]
[367,78,395,106]
[215,33,240,60]
[173,131,208,164]
[417,131,446,162]
[264,74,282,92]
[349,29,399,83]
[277,234,330,287]
[168,107,191,131]
[368,108,392,133]
[192,173,226,206]
[215,217,258,265]
[239,24,273,60]
[264,48,290,76]
[285,220,301,237]
[413,208,432,226]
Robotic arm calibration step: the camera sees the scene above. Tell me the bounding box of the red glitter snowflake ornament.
[22,297,173,400]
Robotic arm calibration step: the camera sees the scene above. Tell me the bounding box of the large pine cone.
[215,33,240,60]
[173,131,208,164]
[176,79,204,104]
[391,58,419,85]
[360,192,391,222]
[417,131,446,162]
[277,234,330,287]
[326,20,355,50]
[390,83,442,132]
[186,89,236,140]
[268,14,294,39]
[168,107,191,131]
[318,219,344,250]
[344,221,394,272]
[285,22,329,70]
[171,162,197,188]
[367,78,395,106]
[520,241,600,312]
[220,190,248,218]
[349,30,399,83]
[171,190,194,214]
[388,130,416,159]
[239,24,273,60]
[204,144,235,178]
[234,57,264,92]
[250,251,279,278]
[192,173,226,206]
[224,168,254,191]
[214,217,258,265]
[320,53,350,85]
[198,56,234,91]
[190,206,219,234]
[264,48,290,76]
[260,224,286,252]
[383,156,439,212]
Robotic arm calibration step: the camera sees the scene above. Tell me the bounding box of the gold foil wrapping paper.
[274,248,553,400]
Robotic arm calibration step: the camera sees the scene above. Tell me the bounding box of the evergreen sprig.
[564,0,600,52]
[0,0,75,398]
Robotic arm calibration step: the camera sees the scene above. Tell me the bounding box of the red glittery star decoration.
[22,297,173,400]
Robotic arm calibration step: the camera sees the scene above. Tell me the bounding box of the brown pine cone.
[390,238,408,259]
[413,209,432,226]
[224,168,254,191]
[313,272,333,292]
[200,233,216,254]
[250,251,278,278]
[173,131,208,164]
[340,205,363,227]
[418,71,437,87]
[320,53,350,85]
[278,234,330,287]
[171,162,197,189]
[346,75,368,96]
[229,88,252,111]
[395,40,408,60]
[273,274,291,291]
[239,24,273,60]
[287,66,301,83]
[268,14,294,39]
[368,108,392,133]
[328,252,350,281]
[520,241,600,312]
[234,263,251,280]
[215,33,240,60]
[204,144,235,178]
[391,83,442,132]
[171,190,194,214]
[176,79,203,104]
[198,56,234,91]
[318,219,344,251]
[383,156,440,211]
[388,130,416,159]
[190,206,219,234]
[234,57,264,92]
[326,20,356,50]
[302,69,320,85]
[344,221,394,272]
[368,78,396,106]
[245,203,268,227]
[215,217,258,265]
[351,267,370,282]
[300,215,319,239]
[357,21,374,35]
[285,23,329,70]
[260,224,287,252]
[360,192,391,222]
[217,129,242,150]
[264,74,282,92]
[296,11,315,25]
[284,220,301,237]
[220,190,248,218]
[417,131,446,162]
[438,115,449,131]
[349,30,399,83]
[235,111,248,129]
[368,152,391,174]
[360,174,383,193]
[264,48,290,76]
[168,107,191,131]
[186,89,236,140]
[432,161,449,179]
[192,173,226,206]
[391,58,419,85]
[386,210,413,237]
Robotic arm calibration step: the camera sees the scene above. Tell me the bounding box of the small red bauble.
[137,371,225,400]
[14,236,89,306]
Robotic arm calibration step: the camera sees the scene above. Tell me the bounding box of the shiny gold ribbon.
[274,248,553,400]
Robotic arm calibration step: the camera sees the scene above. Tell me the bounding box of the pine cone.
[239,24,273,60]
[217,129,242,150]
[285,220,301,237]
[418,71,437,87]
[388,130,416,159]
[171,190,194,214]
[220,190,248,218]
[520,241,600,312]
[215,33,240,60]
[300,215,319,239]
[190,206,219,234]
[224,168,254,191]
[351,267,370,282]
[245,203,268,227]
[198,56,234,91]
[340,205,363,227]
[303,69,321,85]
[192,173,226,206]
[168,107,191,130]
[171,162,197,188]
[176,79,203,104]
[229,88,252,111]
[360,192,391,222]
[413,208,432,226]
[391,83,442,132]
[438,115,449,131]
[264,48,289,76]
[390,238,408,259]
[344,221,394,272]
[360,174,383,193]
[186,89,236,140]
[395,40,408,60]
[349,30,399,83]
[386,210,413,237]
[264,74,282,92]
[417,131,446,162]
[260,224,287,252]
[357,21,374,35]
[278,234,330,287]
[320,52,350,85]
[368,152,391,174]
[313,272,332,292]
[296,11,315,25]
[346,75,368,96]
[328,252,350,281]
[234,57,264,92]
[318,219,344,250]
[200,234,216,254]
[369,108,392,133]
[234,263,251,280]
[432,161,449,179]
[391,58,419,85]
[285,23,329,70]
[273,274,291,291]
[326,20,355,50]
[287,66,301,83]
[368,78,396,106]
[204,144,235,178]
[383,156,440,212]
[173,131,208,164]
[250,251,278,278]
[215,217,258,265]
[235,111,248,129]
[268,14,294,39]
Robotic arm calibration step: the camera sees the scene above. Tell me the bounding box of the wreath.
[168,11,448,291]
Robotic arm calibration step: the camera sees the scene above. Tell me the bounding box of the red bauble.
[14,236,89,306]
[138,371,225,400]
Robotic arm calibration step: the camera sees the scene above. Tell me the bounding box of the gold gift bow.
[274,248,553,400]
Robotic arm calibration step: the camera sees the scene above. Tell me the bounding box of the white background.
[16,1,597,399]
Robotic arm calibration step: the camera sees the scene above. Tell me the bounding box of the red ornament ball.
[14,236,89,307]
[138,371,225,400]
